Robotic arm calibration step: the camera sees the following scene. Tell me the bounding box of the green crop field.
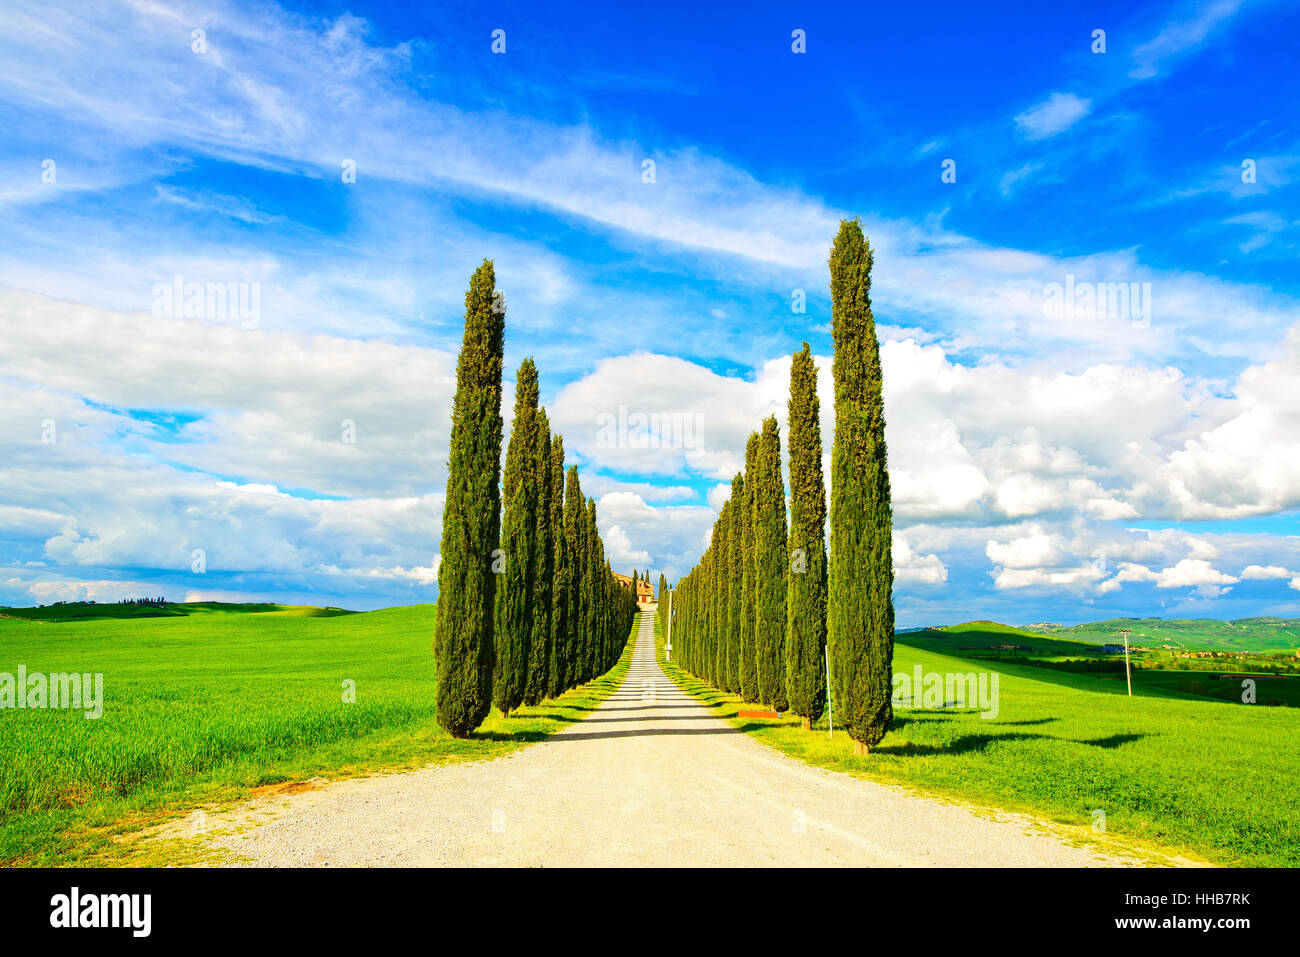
[900,619,1300,709]
[0,603,634,866]
[1025,616,1300,653]
[902,621,1106,656]
[658,621,1299,867]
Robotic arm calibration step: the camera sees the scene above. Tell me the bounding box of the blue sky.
[0,0,1297,625]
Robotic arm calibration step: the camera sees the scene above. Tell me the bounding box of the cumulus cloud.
[5,281,1298,614]
[893,535,948,585]
[1242,564,1292,580]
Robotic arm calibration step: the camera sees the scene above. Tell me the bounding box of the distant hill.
[1025,617,1300,653]
[899,621,1105,656]
[899,617,1300,655]
[0,601,356,623]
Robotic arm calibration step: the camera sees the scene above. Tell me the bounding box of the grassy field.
[1027,616,1300,653]
[0,603,635,865]
[903,620,1299,708]
[0,601,356,622]
[903,621,1108,656]
[656,622,1299,867]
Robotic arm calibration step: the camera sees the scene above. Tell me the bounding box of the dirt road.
[191,612,1191,866]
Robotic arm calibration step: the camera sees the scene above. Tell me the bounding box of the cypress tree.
[703,546,716,683]
[585,498,602,677]
[737,432,760,702]
[713,501,730,688]
[603,558,615,670]
[753,415,788,711]
[828,219,895,755]
[563,465,585,688]
[434,260,505,738]
[493,358,540,717]
[724,472,745,694]
[524,408,553,706]
[785,342,828,730]
[546,435,568,700]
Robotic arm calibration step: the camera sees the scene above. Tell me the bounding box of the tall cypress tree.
[707,540,717,686]
[493,359,540,717]
[524,408,553,706]
[737,432,760,702]
[724,472,745,694]
[584,497,600,679]
[712,501,730,688]
[434,260,505,738]
[546,435,569,700]
[563,465,585,688]
[602,558,615,670]
[753,415,788,711]
[828,219,895,755]
[785,342,829,730]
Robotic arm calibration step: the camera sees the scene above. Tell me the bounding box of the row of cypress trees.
[667,220,895,754]
[434,260,637,738]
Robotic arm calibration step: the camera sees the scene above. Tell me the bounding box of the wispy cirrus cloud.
[1130,0,1248,80]
[1014,93,1092,140]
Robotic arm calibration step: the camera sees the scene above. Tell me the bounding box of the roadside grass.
[0,605,637,866]
[654,623,1297,867]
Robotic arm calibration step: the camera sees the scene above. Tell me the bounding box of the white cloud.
[1014,93,1092,140]
[1130,0,1246,80]
[0,0,1296,377]
[893,534,948,585]
[986,526,1065,569]
[1153,558,1239,589]
[999,161,1044,195]
[1242,564,1292,579]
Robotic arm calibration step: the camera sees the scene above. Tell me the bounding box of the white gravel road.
[190,612,1193,867]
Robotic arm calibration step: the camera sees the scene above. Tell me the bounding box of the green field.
[902,620,1300,708]
[902,621,1108,656]
[1025,616,1300,653]
[0,603,634,865]
[0,601,356,623]
[658,622,1299,867]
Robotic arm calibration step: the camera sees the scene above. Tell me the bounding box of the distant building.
[613,573,655,603]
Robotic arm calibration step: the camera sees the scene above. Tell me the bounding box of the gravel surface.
[189,612,1197,867]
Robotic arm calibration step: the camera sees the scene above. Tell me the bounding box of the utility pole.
[1119,628,1132,696]
[665,588,673,660]
[826,644,833,738]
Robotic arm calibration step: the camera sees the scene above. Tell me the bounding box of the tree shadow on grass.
[891,714,1060,730]
[578,713,733,723]
[877,728,1150,757]
[544,724,746,741]
[471,730,556,744]
[1081,732,1151,749]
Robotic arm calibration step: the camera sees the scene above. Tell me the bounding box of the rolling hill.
[1024,616,1300,653]
[0,601,356,623]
